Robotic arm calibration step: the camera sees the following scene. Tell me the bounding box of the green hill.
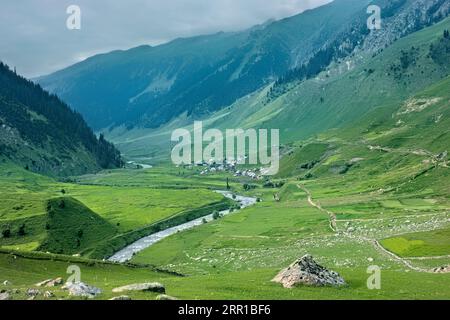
[0,193,118,256]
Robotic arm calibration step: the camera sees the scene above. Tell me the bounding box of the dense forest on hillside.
[0,62,123,175]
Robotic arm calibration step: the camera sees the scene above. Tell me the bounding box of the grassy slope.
[0,160,231,258]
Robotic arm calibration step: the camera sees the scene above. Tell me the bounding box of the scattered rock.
[109,295,132,300]
[432,265,450,273]
[0,292,11,300]
[156,294,178,300]
[2,280,11,286]
[112,283,165,294]
[26,288,41,297]
[43,291,54,298]
[36,277,63,287]
[62,282,101,298]
[367,257,374,262]
[272,254,346,288]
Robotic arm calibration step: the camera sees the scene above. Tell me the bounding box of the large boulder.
[272,254,346,288]
[62,282,101,298]
[112,282,165,294]
[0,292,11,300]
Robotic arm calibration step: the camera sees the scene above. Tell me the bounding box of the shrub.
[212,211,223,220]
[2,227,11,238]
[18,224,26,236]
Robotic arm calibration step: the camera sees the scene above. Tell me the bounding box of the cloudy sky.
[0,0,330,78]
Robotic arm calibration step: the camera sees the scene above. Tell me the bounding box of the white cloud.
[0,0,331,77]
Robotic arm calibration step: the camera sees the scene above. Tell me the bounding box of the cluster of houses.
[178,158,265,180]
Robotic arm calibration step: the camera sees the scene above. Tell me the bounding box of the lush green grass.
[0,161,233,258]
[381,227,450,258]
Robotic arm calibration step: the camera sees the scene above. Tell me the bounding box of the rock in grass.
[62,282,102,298]
[272,254,346,288]
[0,292,11,300]
[432,265,450,273]
[26,288,41,297]
[109,295,132,300]
[35,277,63,287]
[112,282,165,294]
[156,294,178,300]
[2,280,11,286]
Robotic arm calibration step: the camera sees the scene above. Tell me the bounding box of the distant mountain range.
[37,0,374,130]
[0,62,123,176]
[35,0,450,164]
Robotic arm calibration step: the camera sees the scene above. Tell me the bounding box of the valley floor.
[1,150,449,299]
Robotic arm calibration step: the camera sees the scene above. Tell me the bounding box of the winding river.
[108,191,257,263]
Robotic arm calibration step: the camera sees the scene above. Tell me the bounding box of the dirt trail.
[297,184,336,232]
[297,184,433,273]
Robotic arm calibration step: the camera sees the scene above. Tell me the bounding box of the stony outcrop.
[272,254,346,288]
[0,291,11,300]
[109,295,132,300]
[112,282,165,294]
[156,294,178,300]
[35,277,63,287]
[26,288,41,297]
[432,265,450,273]
[62,282,102,298]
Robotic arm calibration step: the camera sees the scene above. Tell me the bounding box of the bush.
[18,224,26,236]
[212,211,223,220]
[243,183,257,191]
[2,227,11,238]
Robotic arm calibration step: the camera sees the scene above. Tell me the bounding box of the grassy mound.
[38,197,118,256]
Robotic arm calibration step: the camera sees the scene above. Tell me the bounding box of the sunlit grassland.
[0,160,231,254]
[2,249,450,300]
[381,227,450,257]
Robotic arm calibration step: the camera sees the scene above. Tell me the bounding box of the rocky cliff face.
[363,0,450,53]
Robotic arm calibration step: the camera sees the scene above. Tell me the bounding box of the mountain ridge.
[0,62,123,176]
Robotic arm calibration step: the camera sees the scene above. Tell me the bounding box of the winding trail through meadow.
[297,184,432,273]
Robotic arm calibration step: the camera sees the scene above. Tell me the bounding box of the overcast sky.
[0,0,330,78]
